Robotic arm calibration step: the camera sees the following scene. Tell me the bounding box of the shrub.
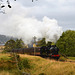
[18,58,30,70]
[58,56,67,61]
[0,60,16,70]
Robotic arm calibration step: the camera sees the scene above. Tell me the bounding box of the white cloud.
[0,2,63,43]
[0,0,75,43]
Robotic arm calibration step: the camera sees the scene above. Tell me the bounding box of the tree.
[4,39,16,52]
[0,0,38,13]
[37,38,52,47]
[37,38,46,47]
[56,30,75,57]
[15,39,25,48]
[4,38,25,52]
[0,0,16,9]
[0,0,37,9]
[46,41,52,46]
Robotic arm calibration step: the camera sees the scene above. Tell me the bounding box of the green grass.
[0,53,11,60]
[0,53,75,75]
[68,57,75,60]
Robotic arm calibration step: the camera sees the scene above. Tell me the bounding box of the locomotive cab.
[50,45,60,59]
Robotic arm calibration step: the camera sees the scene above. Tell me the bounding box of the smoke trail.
[0,1,63,44]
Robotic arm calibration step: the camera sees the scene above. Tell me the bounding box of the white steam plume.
[0,1,63,44]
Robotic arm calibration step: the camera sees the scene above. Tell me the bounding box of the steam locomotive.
[40,45,60,59]
[12,45,60,59]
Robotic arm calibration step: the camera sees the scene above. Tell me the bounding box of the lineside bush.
[58,56,67,61]
[18,58,31,70]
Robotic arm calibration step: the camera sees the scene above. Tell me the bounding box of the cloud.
[0,2,63,44]
[0,0,75,44]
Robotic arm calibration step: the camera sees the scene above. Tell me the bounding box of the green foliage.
[51,42,55,45]
[0,58,16,70]
[0,54,75,75]
[10,54,20,61]
[0,54,30,71]
[46,41,52,46]
[56,30,75,57]
[18,58,30,70]
[68,57,75,60]
[58,56,67,61]
[37,38,46,47]
[4,39,16,52]
[0,54,20,70]
[37,38,52,47]
[15,39,25,48]
[4,38,25,52]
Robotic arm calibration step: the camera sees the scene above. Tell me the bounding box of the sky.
[0,0,75,43]
[0,0,75,30]
[17,0,75,30]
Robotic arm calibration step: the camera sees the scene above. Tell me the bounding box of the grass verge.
[0,53,75,75]
[68,57,75,60]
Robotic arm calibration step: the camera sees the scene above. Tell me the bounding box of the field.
[0,53,75,75]
[68,57,75,60]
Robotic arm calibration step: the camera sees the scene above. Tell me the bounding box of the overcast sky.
[0,0,75,43]
[0,0,75,34]
[17,0,75,31]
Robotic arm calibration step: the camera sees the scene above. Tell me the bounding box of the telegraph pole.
[33,36,36,56]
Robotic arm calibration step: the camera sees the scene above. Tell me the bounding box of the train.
[12,45,60,60]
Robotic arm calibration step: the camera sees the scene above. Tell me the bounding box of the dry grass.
[0,53,10,57]
[0,71,13,75]
[0,50,3,53]
[0,53,75,75]
[0,53,11,60]
[19,54,75,75]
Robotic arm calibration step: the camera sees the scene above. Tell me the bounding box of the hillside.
[0,53,75,75]
[0,34,16,45]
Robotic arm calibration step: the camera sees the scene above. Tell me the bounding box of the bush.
[18,58,30,70]
[0,54,20,70]
[58,56,67,61]
[0,59,16,70]
[0,54,31,70]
